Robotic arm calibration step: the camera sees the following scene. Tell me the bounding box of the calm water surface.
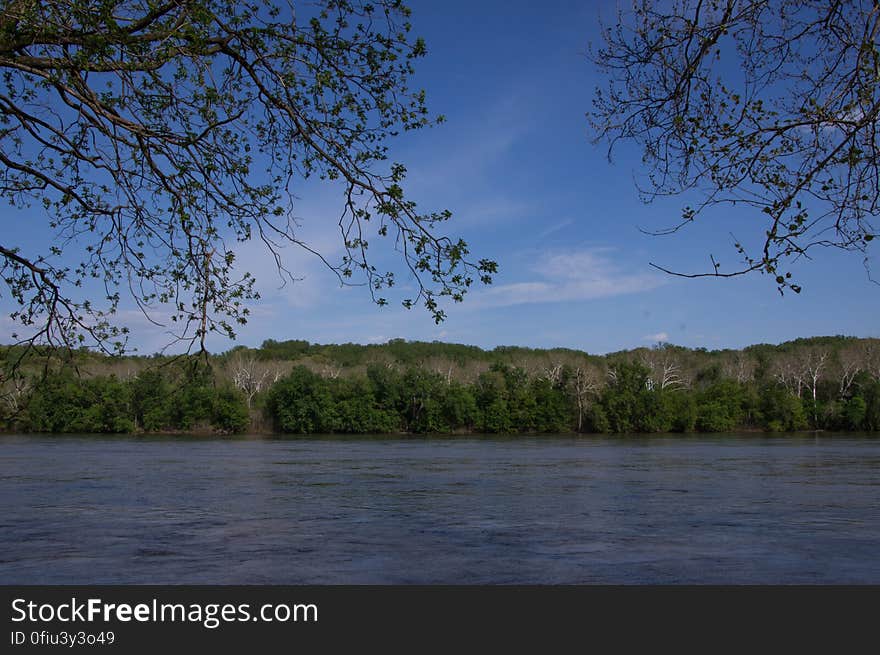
[1,433,878,583]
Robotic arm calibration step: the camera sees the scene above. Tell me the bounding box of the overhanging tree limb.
[0,0,496,368]
[592,0,879,292]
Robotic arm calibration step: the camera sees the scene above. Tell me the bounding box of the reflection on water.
[1,434,878,583]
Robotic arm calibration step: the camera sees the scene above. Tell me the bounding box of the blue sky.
[2,0,877,355]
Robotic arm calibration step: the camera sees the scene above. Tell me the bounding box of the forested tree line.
[2,335,879,434]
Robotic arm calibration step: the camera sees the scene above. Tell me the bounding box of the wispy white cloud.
[399,90,539,230]
[476,248,665,308]
[231,238,329,310]
[456,197,534,228]
[224,185,359,313]
[407,94,533,189]
[642,332,669,343]
[538,218,574,239]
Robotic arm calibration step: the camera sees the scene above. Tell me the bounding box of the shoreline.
[2,427,871,439]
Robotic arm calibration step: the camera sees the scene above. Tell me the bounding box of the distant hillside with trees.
[2,336,879,435]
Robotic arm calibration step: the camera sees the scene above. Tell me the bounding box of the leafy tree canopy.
[592,0,879,292]
[0,0,496,360]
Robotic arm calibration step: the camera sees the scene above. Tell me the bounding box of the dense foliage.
[259,354,880,435]
[2,335,880,435]
[16,365,248,434]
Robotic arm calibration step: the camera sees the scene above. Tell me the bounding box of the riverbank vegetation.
[2,336,879,435]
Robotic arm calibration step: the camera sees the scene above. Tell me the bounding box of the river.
[1,433,878,583]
